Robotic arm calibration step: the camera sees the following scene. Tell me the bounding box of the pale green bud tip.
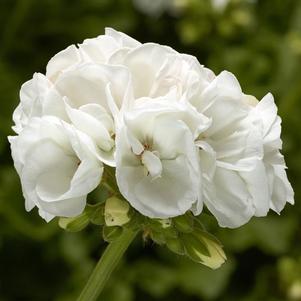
[200,236,227,270]
[104,197,130,226]
[183,230,226,269]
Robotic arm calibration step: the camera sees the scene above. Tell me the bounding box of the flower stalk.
[77,228,138,301]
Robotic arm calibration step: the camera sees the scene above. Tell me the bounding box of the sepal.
[103,225,123,242]
[58,212,89,232]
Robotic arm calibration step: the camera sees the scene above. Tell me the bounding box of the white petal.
[55,63,131,110]
[126,128,144,155]
[212,126,263,172]
[38,196,86,218]
[65,100,114,152]
[14,73,67,132]
[141,150,162,178]
[79,35,119,63]
[204,168,254,228]
[80,102,114,131]
[108,48,131,65]
[268,165,294,213]
[38,209,55,222]
[149,53,201,98]
[196,140,216,179]
[123,43,175,98]
[255,93,278,137]
[105,27,141,48]
[46,45,81,82]
[240,161,270,217]
[253,93,282,151]
[193,70,242,114]
[117,156,197,218]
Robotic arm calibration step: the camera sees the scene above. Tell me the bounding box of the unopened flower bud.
[105,197,130,226]
[182,230,226,269]
[173,214,194,233]
[166,238,185,255]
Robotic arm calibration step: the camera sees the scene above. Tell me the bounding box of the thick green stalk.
[77,228,138,301]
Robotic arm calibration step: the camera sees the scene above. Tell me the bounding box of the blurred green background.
[1,0,301,300]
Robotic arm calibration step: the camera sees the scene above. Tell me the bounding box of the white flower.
[247,93,294,213]
[189,71,261,227]
[190,71,294,228]
[13,73,67,134]
[9,116,103,221]
[13,28,138,166]
[115,95,210,218]
[46,27,140,82]
[54,63,132,166]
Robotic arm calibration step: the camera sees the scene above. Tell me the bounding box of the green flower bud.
[58,212,89,232]
[182,230,226,269]
[147,218,178,244]
[103,225,123,242]
[173,214,194,233]
[166,238,185,255]
[182,233,209,260]
[150,230,166,245]
[104,197,130,226]
[162,226,178,239]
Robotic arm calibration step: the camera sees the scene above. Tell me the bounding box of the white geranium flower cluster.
[9,28,294,228]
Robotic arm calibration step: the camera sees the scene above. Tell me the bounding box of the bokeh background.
[1,0,301,300]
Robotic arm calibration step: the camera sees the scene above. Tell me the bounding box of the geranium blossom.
[9,28,293,226]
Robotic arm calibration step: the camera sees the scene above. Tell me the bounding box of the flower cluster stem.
[77,228,138,301]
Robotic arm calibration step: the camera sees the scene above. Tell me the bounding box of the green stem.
[77,228,138,301]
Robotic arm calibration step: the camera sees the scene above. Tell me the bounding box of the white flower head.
[10,28,293,227]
